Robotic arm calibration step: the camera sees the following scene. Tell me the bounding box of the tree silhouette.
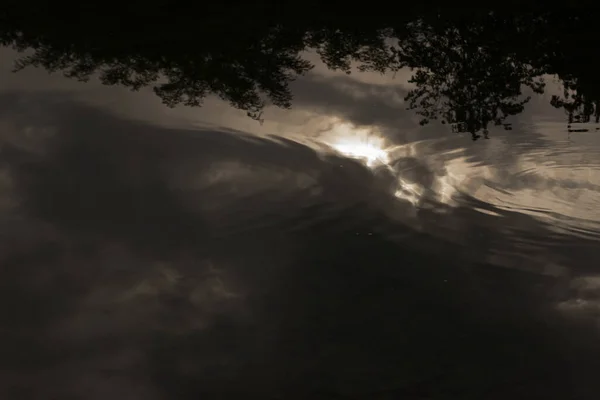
[1,5,396,120]
[546,31,600,130]
[396,19,545,140]
[6,25,311,120]
[550,77,600,131]
[3,6,600,138]
[523,12,600,130]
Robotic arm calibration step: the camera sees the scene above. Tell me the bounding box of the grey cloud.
[291,74,418,131]
[288,72,563,150]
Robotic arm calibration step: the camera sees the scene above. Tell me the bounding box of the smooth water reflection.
[3,93,600,398]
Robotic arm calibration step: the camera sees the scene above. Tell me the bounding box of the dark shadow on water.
[1,93,600,398]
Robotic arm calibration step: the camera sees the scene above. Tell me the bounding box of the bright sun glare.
[319,120,463,207]
[324,122,391,167]
[330,138,390,167]
[323,121,427,205]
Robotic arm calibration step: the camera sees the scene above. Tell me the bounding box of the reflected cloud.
[316,119,476,207]
[393,180,424,206]
[454,138,600,238]
[317,119,431,206]
[557,275,600,330]
[2,90,600,398]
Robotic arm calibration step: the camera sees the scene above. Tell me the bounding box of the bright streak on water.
[320,120,467,207]
[322,121,391,167]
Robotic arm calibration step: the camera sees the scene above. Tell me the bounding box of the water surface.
[2,63,600,399]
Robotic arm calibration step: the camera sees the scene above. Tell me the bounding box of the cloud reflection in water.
[319,120,466,207]
[2,93,600,398]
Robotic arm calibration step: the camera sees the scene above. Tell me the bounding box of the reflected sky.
[2,46,600,398]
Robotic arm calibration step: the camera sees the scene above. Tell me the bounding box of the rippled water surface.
[3,59,600,398]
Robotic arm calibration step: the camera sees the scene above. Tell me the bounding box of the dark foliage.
[2,5,599,138]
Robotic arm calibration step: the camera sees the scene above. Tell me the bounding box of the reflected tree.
[7,25,313,121]
[396,20,545,140]
[550,76,600,132]
[5,6,600,140]
[531,12,600,132]
[1,5,396,121]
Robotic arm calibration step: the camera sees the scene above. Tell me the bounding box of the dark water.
[2,54,600,399]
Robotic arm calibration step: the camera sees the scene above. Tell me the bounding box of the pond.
[1,44,600,399]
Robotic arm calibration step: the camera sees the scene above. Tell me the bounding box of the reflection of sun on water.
[322,121,424,204]
[320,120,465,207]
[323,122,390,167]
[394,180,424,206]
[330,137,390,167]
